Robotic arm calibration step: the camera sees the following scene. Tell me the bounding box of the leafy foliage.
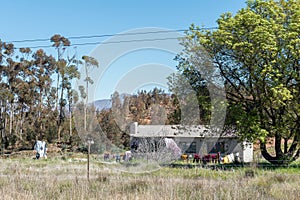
[178,0,300,164]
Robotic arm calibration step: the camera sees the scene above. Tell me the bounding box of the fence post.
[86,137,94,181]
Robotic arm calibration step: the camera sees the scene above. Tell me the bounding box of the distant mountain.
[92,93,131,111]
[93,99,112,111]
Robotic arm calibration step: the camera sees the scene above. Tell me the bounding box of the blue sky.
[1,0,247,100]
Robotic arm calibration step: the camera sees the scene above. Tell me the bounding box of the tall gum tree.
[50,34,80,141]
[0,42,15,146]
[179,0,300,165]
[81,55,99,131]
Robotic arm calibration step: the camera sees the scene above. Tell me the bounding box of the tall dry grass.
[0,156,299,200]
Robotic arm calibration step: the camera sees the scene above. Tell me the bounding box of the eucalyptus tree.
[0,41,15,147]
[81,55,99,131]
[30,49,56,139]
[50,34,80,141]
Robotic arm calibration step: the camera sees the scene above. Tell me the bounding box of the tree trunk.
[284,138,288,154]
[9,102,13,136]
[84,104,87,131]
[58,125,61,142]
[58,78,65,141]
[3,106,8,148]
[69,108,72,136]
[261,134,299,165]
[84,70,89,131]
[20,112,24,141]
[275,133,283,159]
[0,101,4,145]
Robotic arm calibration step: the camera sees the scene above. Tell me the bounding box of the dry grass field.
[0,154,299,200]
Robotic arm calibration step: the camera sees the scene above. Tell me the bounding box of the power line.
[8,29,186,43]
[6,27,217,44]
[17,37,185,49]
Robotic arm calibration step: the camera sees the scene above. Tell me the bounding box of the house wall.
[174,138,238,154]
[173,137,253,163]
[130,122,253,163]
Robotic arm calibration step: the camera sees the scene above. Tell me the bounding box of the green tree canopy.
[177,0,300,165]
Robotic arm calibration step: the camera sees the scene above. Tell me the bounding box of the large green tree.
[178,0,300,164]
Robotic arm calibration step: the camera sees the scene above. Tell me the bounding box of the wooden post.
[87,137,94,181]
[87,141,90,181]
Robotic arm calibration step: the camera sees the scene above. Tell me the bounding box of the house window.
[180,142,196,154]
[208,142,225,154]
